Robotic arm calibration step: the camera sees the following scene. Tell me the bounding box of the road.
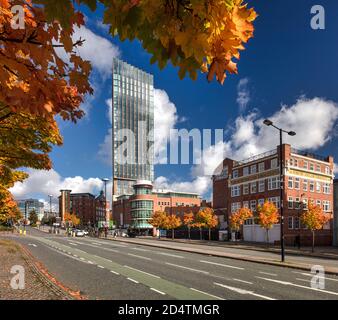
[4,227,338,300]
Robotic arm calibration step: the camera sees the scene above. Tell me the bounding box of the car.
[75,229,85,237]
[83,230,89,235]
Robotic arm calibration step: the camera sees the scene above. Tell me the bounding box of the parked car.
[83,230,89,235]
[75,229,85,237]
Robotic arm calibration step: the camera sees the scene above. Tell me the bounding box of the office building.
[112,58,154,198]
[16,199,44,221]
[213,144,334,245]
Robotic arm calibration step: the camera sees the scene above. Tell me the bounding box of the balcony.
[291,148,329,163]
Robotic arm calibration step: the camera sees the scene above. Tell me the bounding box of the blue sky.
[11,0,338,205]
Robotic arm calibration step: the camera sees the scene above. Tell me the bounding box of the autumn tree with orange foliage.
[301,201,330,252]
[64,212,81,228]
[229,207,253,240]
[257,201,279,245]
[197,207,218,241]
[163,214,182,240]
[0,0,92,220]
[149,211,167,238]
[183,211,194,240]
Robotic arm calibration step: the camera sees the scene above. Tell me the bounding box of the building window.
[243,184,249,195]
[303,179,308,191]
[310,163,314,171]
[316,182,321,193]
[295,197,300,209]
[302,198,308,209]
[243,201,249,208]
[325,166,330,175]
[294,217,300,229]
[250,200,257,212]
[250,182,257,194]
[316,200,321,207]
[323,183,330,194]
[288,176,293,189]
[316,164,321,172]
[288,217,293,229]
[250,164,257,174]
[309,181,315,192]
[232,170,239,178]
[231,185,241,197]
[323,201,330,212]
[258,180,265,192]
[243,167,249,176]
[269,197,280,209]
[258,162,265,172]
[231,202,241,213]
[268,177,280,190]
[303,161,308,170]
[271,158,278,169]
[294,159,298,167]
[258,198,265,207]
[288,197,293,209]
[294,177,300,190]
[289,158,293,166]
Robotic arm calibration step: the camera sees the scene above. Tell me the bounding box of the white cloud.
[334,163,338,175]
[236,78,250,113]
[10,169,105,202]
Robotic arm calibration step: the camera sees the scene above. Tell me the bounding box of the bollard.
[19,229,22,235]
[23,230,26,235]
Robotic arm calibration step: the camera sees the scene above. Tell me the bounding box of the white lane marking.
[67,252,72,255]
[98,265,105,269]
[256,276,338,296]
[296,278,311,283]
[165,263,209,274]
[28,244,37,247]
[68,242,78,246]
[127,278,139,284]
[155,252,184,259]
[80,257,85,261]
[127,253,152,261]
[92,242,101,246]
[190,288,224,300]
[292,271,338,282]
[233,278,253,285]
[150,288,166,295]
[200,260,244,270]
[131,247,149,252]
[87,260,94,264]
[74,255,78,258]
[124,265,161,279]
[214,282,276,300]
[259,271,277,277]
[110,270,120,275]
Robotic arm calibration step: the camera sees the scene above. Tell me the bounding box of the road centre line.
[256,276,338,296]
[233,278,253,285]
[165,262,209,274]
[127,278,139,284]
[150,288,166,295]
[259,271,277,277]
[214,282,276,300]
[155,252,184,259]
[200,260,244,270]
[124,265,161,278]
[110,270,120,275]
[131,247,149,252]
[127,253,152,261]
[190,288,224,300]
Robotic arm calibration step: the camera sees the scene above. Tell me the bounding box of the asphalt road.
[5,228,338,300]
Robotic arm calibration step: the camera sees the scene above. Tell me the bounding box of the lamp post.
[263,119,296,262]
[48,195,53,233]
[298,193,305,249]
[101,178,110,232]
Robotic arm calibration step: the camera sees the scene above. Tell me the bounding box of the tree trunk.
[172,228,174,240]
[188,226,191,240]
[199,228,202,240]
[266,229,269,247]
[209,228,211,241]
[312,230,315,253]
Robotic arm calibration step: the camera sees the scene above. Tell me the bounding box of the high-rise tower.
[112,58,154,197]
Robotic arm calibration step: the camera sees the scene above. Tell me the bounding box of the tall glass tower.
[112,58,154,197]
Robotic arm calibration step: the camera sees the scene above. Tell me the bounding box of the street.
[5,227,338,300]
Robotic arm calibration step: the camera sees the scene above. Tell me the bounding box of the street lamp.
[101,178,110,230]
[48,195,53,233]
[263,119,296,262]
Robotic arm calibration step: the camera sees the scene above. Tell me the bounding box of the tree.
[183,211,194,240]
[301,201,330,252]
[28,210,38,226]
[149,211,167,238]
[257,201,279,246]
[163,214,182,240]
[229,207,253,240]
[196,207,218,241]
[33,0,257,84]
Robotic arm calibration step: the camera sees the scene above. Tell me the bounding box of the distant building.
[59,190,110,226]
[334,179,338,246]
[112,58,154,198]
[112,180,202,232]
[213,144,334,246]
[16,199,44,221]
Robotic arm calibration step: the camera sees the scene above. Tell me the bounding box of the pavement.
[2,227,338,300]
[0,237,74,300]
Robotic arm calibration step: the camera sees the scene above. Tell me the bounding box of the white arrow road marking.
[28,244,37,247]
[214,282,276,300]
[256,276,338,296]
[292,271,338,282]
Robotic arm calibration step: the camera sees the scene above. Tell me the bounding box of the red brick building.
[112,180,202,231]
[212,144,334,246]
[59,190,110,226]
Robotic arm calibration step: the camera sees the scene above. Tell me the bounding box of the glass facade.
[112,58,154,196]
